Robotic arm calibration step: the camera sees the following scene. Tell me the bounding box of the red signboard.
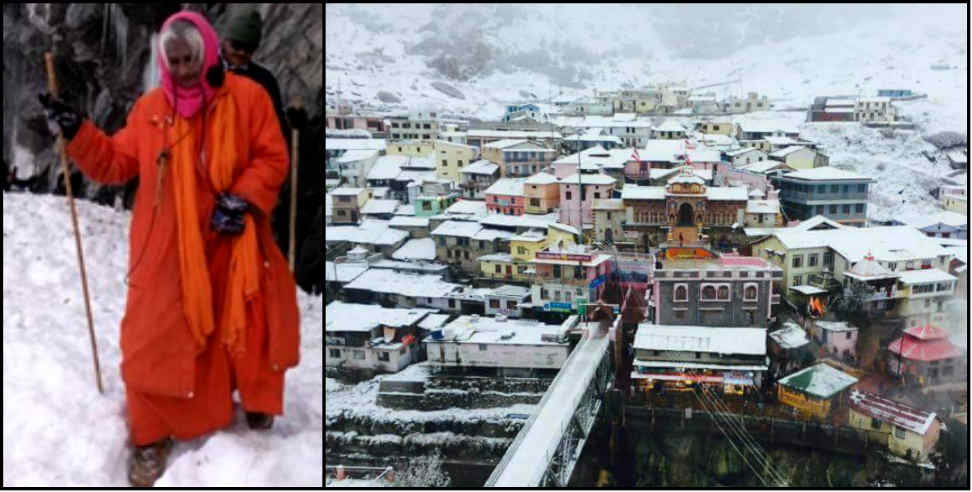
[536,251,592,262]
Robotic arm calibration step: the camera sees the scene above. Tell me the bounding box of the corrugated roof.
[777,363,858,399]
[633,325,767,356]
[850,391,937,435]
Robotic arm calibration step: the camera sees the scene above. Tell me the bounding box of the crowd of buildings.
[325,82,967,466]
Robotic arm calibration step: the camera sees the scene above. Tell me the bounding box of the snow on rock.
[430,81,466,100]
[2,192,322,487]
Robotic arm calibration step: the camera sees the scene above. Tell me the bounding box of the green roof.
[777,363,857,399]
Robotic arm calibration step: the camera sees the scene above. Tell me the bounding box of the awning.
[790,285,827,295]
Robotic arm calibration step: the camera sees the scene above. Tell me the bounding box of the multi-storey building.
[558,173,617,230]
[431,220,513,274]
[386,110,439,142]
[481,140,557,178]
[523,172,560,214]
[325,301,434,375]
[722,92,771,114]
[459,160,500,199]
[771,167,871,226]
[856,97,896,123]
[484,177,527,215]
[529,243,615,316]
[434,140,479,183]
[939,184,967,214]
[330,187,372,224]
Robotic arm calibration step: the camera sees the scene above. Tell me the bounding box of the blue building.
[770,167,872,227]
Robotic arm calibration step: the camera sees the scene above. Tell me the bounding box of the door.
[506,265,512,276]
[605,228,613,243]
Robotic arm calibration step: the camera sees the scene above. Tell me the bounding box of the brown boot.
[128,437,173,487]
[245,411,274,430]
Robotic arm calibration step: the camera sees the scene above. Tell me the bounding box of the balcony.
[770,293,781,305]
[864,286,899,301]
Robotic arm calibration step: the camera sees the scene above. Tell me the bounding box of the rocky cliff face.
[3,3,321,202]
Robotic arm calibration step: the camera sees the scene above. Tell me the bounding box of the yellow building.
[776,363,857,421]
[698,121,736,136]
[750,235,834,293]
[848,391,941,461]
[546,223,580,248]
[385,140,436,157]
[434,140,480,184]
[478,253,516,281]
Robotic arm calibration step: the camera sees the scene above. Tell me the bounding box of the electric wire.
[691,386,771,487]
[695,386,782,485]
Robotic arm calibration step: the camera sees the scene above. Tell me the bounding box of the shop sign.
[543,302,573,313]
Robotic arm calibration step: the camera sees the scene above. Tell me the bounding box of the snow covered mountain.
[1,193,322,486]
[326,4,966,129]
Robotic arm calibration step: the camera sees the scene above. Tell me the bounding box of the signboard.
[536,251,592,262]
[543,302,573,313]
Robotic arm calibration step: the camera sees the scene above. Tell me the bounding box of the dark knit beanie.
[226,8,262,52]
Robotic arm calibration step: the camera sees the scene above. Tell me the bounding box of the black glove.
[285,106,308,131]
[211,193,249,235]
[38,93,82,141]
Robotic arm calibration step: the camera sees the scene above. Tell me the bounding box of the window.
[392,122,400,128]
[448,298,456,308]
[576,288,583,296]
[507,300,518,310]
[702,285,716,300]
[808,254,818,267]
[695,352,701,359]
[530,198,540,207]
[842,204,850,214]
[792,255,802,268]
[594,192,601,199]
[479,344,488,351]
[458,160,464,166]
[554,291,561,301]
[540,288,548,300]
[831,184,839,193]
[675,310,685,319]
[337,195,351,203]
[829,205,837,214]
[479,240,486,249]
[517,246,527,255]
[378,351,390,362]
[565,292,572,302]
[855,203,864,213]
[574,266,583,280]
[329,348,341,358]
[553,265,561,278]
[893,426,906,440]
[823,252,833,265]
[398,146,403,152]
[353,350,365,360]
[846,331,852,340]
[442,159,448,166]
[717,285,730,300]
[464,251,469,260]
[489,299,500,308]
[424,123,431,129]
[871,417,882,430]
[402,123,411,129]
[858,183,866,193]
[744,284,758,300]
[566,191,572,200]
[793,275,802,286]
[422,201,432,211]
[674,284,688,301]
[494,265,502,274]
[336,209,347,217]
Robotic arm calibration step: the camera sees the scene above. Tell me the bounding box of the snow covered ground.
[1,192,323,487]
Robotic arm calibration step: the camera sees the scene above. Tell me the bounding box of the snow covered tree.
[394,450,451,487]
[834,281,874,318]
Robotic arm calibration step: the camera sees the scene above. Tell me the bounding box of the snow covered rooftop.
[899,210,967,230]
[325,220,409,246]
[429,315,565,345]
[770,226,950,264]
[359,199,400,215]
[480,212,559,230]
[769,323,810,350]
[467,130,562,139]
[736,120,799,134]
[325,301,433,333]
[461,159,499,175]
[325,261,370,283]
[726,147,764,157]
[763,136,802,146]
[621,185,666,200]
[548,222,580,236]
[850,391,937,436]
[391,238,437,261]
[746,199,780,214]
[781,166,870,181]
[769,145,809,158]
[654,120,686,132]
[477,252,513,262]
[790,285,827,295]
[343,269,462,298]
[742,160,792,174]
[444,199,489,217]
[552,147,632,169]
[814,320,858,332]
[484,177,527,196]
[593,199,624,210]
[894,268,956,285]
[336,148,379,162]
[488,284,531,298]
[777,363,858,399]
[633,325,767,356]
[706,186,749,201]
[331,187,366,196]
[430,220,483,238]
[418,313,452,330]
[388,215,429,228]
[524,172,559,185]
[559,173,616,185]
[326,138,387,151]
[366,155,408,180]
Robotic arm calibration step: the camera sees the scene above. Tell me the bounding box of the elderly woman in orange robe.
[38,10,300,486]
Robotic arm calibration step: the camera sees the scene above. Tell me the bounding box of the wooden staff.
[45,52,103,394]
[289,128,299,272]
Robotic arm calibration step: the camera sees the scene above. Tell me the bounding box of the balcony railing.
[864,287,899,301]
[771,293,781,305]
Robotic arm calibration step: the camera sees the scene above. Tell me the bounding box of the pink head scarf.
[158,11,221,118]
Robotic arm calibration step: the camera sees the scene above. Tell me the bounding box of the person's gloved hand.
[285,106,308,131]
[211,193,249,235]
[38,93,82,141]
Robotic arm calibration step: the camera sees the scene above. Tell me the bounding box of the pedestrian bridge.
[485,317,615,487]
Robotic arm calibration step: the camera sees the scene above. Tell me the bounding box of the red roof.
[888,336,963,361]
[849,390,937,435]
[903,324,949,340]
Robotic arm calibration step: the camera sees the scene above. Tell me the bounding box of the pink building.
[812,320,859,361]
[530,244,616,311]
[326,113,387,134]
[484,177,527,215]
[558,174,616,228]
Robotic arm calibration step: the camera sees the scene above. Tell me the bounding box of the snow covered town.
[325,4,968,488]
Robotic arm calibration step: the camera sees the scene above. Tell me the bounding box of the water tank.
[429,329,443,340]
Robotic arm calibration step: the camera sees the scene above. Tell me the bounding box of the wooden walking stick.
[286,99,302,273]
[45,52,103,394]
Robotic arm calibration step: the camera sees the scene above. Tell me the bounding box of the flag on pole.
[631,147,641,162]
[682,139,693,166]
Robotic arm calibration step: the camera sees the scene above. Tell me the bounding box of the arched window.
[702,285,716,300]
[744,284,758,301]
[717,285,730,300]
[674,284,688,301]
